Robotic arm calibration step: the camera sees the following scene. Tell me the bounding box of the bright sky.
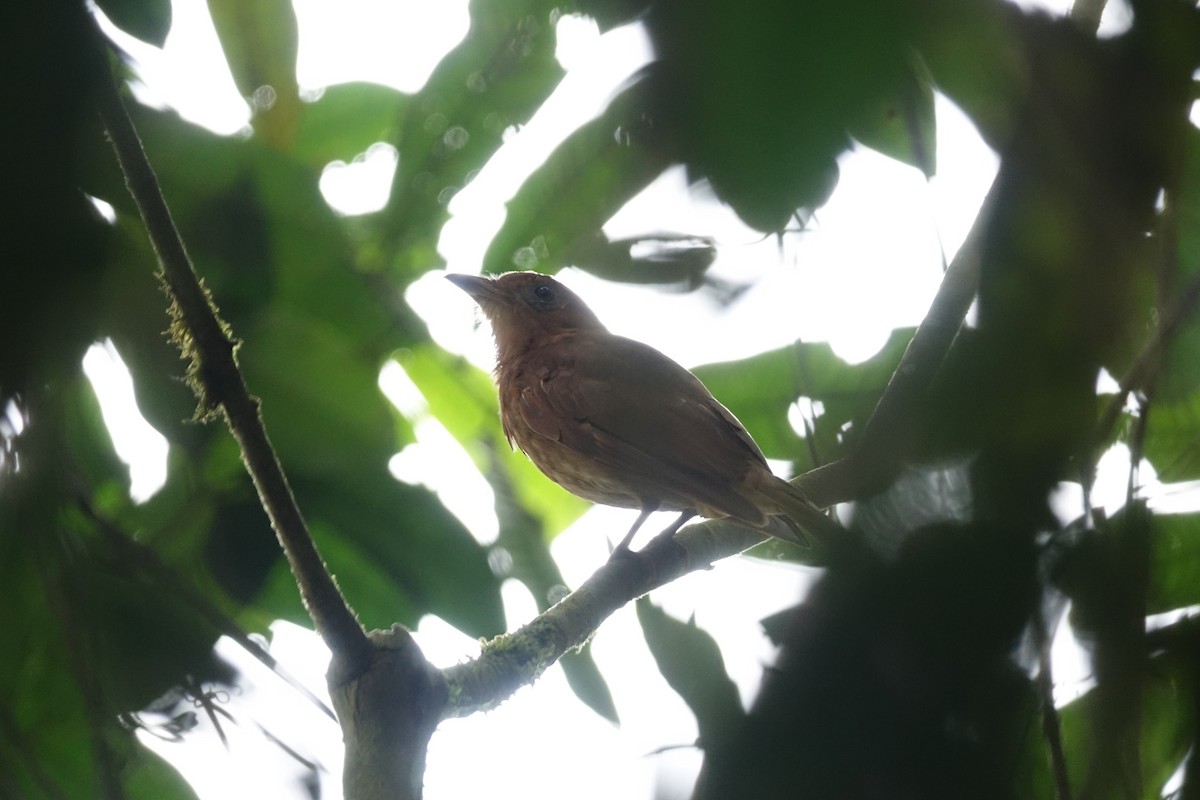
[84,0,1192,798]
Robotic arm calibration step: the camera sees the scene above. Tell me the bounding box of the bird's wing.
[514,333,767,521]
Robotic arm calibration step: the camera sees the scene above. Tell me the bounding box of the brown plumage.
[447,271,835,551]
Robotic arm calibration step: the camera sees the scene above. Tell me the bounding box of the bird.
[446,270,837,552]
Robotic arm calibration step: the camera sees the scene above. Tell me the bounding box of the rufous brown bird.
[447,271,836,551]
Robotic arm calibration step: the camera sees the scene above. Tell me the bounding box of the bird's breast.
[496,357,688,512]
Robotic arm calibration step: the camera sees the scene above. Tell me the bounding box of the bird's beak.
[445,273,502,308]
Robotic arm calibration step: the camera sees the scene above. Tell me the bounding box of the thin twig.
[1033,605,1073,800]
[89,24,372,673]
[1094,268,1200,454]
[794,182,993,507]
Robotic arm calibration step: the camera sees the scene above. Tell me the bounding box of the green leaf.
[1143,394,1200,482]
[634,0,925,230]
[636,597,744,751]
[239,307,400,477]
[248,147,395,346]
[692,328,914,468]
[247,466,507,636]
[1174,127,1200,289]
[299,471,504,637]
[481,81,671,274]
[293,82,408,168]
[567,234,717,288]
[396,345,587,535]
[1147,512,1200,615]
[913,0,1027,149]
[394,345,500,444]
[561,648,620,725]
[1056,650,1194,800]
[96,0,172,46]
[125,744,201,800]
[1158,129,1200,403]
[374,0,566,274]
[206,0,301,147]
[848,54,937,177]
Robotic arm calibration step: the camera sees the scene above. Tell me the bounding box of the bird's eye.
[533,284,555,302]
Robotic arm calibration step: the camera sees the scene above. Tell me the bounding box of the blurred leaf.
[1147,512,1200,615]
[293,82,408,168]
[694,524,1038,799]
[2,20,109,392]
[1157,305,1200,407]
[1159,128,1200,403]
[693,328,914,467]
[1175,127,1200,286]
[294,471,504,637]
[1143,394,1200,482]
[482,80,671,274]
[850,461,974,555]
[96,0,172,46]
[0,402,232,800]
[78,553,226,711]
[396,344,587,535]
[248,153,395,345]
[64,372,130,500]
[848,54,936,178]
[569,233,717,288]
[124,745,201,800]
[240,307,400,477]
[914,0,1027,150]
[203,497,281,605]
[1055,506,1153,800]
[206,0,300,147]
[375,0,566,274]
[560,648,619,725]
[1056,650,1194,800]
[637,0,920,230]
[97,105,392,343]
[636,597,744,751]
[395,345,499,443]
[252,466,507,638]
[84,106,272,329]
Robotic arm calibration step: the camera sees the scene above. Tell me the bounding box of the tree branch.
[1033,605,1073,800]
[443,520,778,717]
[794,182,993,508]
[90,31,372,674]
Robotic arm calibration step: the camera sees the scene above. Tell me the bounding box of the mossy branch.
[442,520,768,717]
[91,31,373,676]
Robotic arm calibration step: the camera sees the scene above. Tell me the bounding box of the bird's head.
[446,271,607,357]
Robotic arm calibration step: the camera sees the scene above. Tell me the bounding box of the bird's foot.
[607,511,695,562]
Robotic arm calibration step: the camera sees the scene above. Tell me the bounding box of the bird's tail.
[749,473,842,547]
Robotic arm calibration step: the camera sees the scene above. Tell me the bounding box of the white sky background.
[84,0,1200,798]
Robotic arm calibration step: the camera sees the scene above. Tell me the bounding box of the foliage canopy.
[4,0,1200,798]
